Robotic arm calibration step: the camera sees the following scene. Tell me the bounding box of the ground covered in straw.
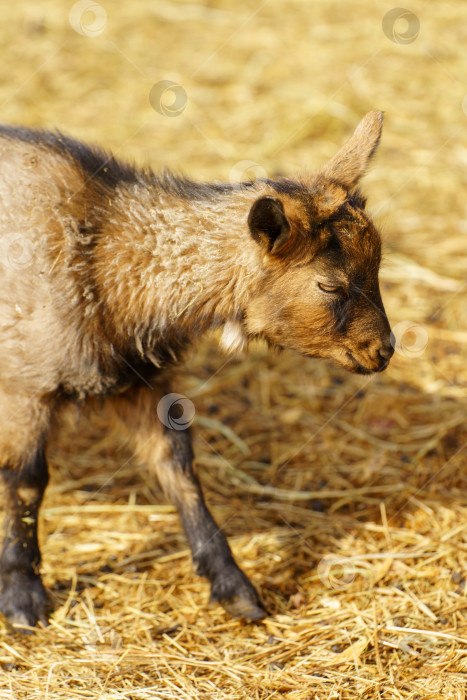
[0,0,466,698]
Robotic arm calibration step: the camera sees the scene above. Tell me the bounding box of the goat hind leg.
[0,393,51,629]
[0,449,49,629]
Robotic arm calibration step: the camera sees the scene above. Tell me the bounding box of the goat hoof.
[218,594,266,620]
[210,573,266,620]
[0,570,48,631]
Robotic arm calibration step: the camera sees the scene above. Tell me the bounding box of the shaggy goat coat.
[0,111,393,628]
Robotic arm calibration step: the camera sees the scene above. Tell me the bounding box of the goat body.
[0,112,393,628]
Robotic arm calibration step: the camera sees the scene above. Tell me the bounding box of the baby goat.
[0,111,393,628]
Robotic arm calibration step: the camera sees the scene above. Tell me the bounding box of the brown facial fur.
[245,187,392,374]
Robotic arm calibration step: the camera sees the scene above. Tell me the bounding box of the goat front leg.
[161,425,265,619]
[113,386,265,620]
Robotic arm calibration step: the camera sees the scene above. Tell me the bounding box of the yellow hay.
[0,1,465,698]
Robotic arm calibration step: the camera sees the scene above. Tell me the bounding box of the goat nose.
[378,342,394,361]
[375,341,394,371]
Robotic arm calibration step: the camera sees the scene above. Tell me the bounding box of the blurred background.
[1,1,466,698]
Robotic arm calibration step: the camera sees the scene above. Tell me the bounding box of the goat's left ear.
[248,196,291,254]
[321,110,383,190]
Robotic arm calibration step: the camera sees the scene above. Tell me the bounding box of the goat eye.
[318,282,343,294]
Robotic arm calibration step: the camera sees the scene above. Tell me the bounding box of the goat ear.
[248,196,291,254]
[321,110,383,189]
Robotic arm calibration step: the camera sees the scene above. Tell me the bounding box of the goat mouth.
[344,352,375,375]
[375,359,390,373]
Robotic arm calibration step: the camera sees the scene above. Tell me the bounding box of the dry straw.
[0,0,466,698]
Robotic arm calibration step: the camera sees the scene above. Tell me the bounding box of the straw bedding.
[0,0,465,697]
